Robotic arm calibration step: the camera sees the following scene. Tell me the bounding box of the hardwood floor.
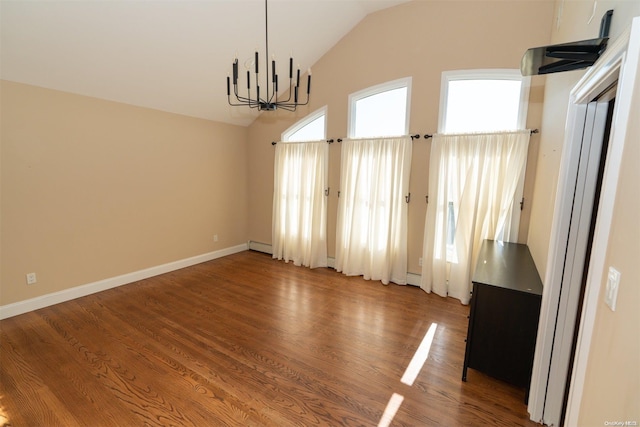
[0,251,541,426]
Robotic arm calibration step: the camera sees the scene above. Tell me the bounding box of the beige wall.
[524,1,640,425]
[528,0,640,277]
[247,0,555,274]
[1,80,249,306]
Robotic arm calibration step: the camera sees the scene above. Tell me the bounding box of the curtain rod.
[271,133,428,145]
[426,129,539,139]
[270,130,538,145]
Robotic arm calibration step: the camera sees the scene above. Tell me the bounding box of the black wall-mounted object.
[520,10,613,76]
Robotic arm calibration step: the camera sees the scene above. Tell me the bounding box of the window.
[273,108,329,268]
[335,137,412,284]
[437,69,530,258]
[348,77,411,138]
[335,78,413,285]
[272,140,328,268]
[282,107,327,142]
[439,69,529,134]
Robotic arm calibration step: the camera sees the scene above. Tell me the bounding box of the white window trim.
[438,69,530,133]
[347,77,412,139]
[281,106,328,142]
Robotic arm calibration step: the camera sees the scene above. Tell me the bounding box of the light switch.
[604,267,620,311]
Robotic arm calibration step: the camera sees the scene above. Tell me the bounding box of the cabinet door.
[467,284,541,388]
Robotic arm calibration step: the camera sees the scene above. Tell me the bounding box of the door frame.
[528,18,640,426]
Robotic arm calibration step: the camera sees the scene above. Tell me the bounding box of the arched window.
[273,107,329,268]
[348,77,411,138]
[282,107,327,142]
[335,78,413,285]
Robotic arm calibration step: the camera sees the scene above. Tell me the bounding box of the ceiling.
[1,0,411,127]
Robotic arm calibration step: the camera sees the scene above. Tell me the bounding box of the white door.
[542,99,612,426]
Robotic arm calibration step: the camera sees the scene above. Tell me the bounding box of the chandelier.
[226,0,311,112]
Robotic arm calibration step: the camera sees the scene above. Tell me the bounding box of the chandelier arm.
[279,91,310,109]
[228,94,256,107]
[277,77,293,104]
[234,93,257,105]
[235,95,250,102]
[233,84,254,104]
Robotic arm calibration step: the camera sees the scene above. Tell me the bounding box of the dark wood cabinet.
[462,240,543,391]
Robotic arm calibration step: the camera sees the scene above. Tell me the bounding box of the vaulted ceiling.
[1,0,411,126]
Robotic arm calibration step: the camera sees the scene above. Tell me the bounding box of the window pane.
[447,201,456,246]
[354,87,407,138]
[445,79,522,133]
[286,114,325,142]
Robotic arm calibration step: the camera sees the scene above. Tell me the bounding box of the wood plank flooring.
[0,250,541,426]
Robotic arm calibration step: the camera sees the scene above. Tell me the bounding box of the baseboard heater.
[248,241,422,287]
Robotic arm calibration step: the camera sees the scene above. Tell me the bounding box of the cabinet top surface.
[472,240,543,295]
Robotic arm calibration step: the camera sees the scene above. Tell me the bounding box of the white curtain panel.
[421,131,530,304]
[272,140,328,268]
[335,136,412,285]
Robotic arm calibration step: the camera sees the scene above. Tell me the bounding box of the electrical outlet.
[214,234,219,242]
[419,257,423,266]
[26,273,37,285]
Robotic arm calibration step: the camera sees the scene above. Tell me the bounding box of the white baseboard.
[248,241,421,286]
[0,243,248,320]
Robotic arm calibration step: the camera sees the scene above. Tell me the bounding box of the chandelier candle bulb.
[247,71,250,89]
[255,51,259,74]
[289,57,293,78]
[233,60,238,84]
[297,68,300,87]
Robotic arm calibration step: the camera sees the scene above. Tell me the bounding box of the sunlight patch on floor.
[401,322,438,386]
[0,402,10,426]
[377,322,439,426]
[377,393,405,427]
